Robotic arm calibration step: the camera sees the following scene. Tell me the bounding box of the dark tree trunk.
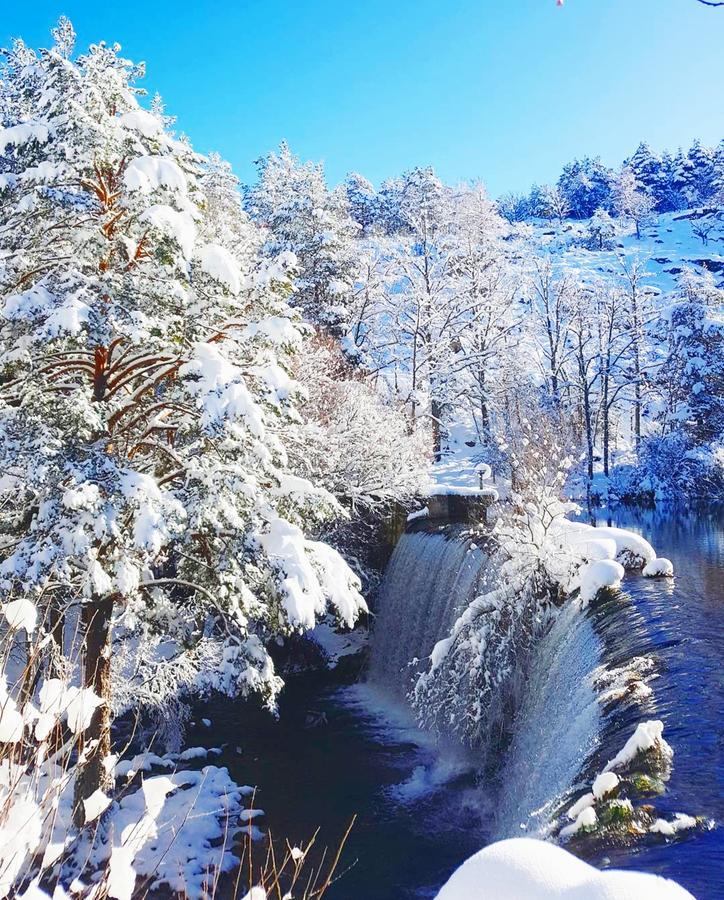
[73,595,114,827]
[431,398,444,462]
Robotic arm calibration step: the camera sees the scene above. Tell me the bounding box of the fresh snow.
[124,155,188,194]
[140,204,197,258]
[2,598,37,633]
[579,559,625,604]
[591,771,619,800]
[559,805,597,838]
[198,243,243,293]
[117,109,163,139]
[435,838,694,899]
[604,720,672,772]
[650,814,698,836]
[643,557,675,577]
[0,123,50,149]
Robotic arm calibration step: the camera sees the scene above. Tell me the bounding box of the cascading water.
[368,525,607,839]
[493,601,603,838]
[369,529,489,698]
[209,507,720,900]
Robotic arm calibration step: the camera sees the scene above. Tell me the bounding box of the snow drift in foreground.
[435,838,694,900]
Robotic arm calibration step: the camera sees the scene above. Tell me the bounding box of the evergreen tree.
[0,29,365,817]
[244,142,359,330]
[344,171,377,232]
[659,268,724,443]
[686,139,717,206]
[557,156,613,219]
[673,147,697,207]
[712,139,724,206]
[653,150,685,212]
[625,142,661,195]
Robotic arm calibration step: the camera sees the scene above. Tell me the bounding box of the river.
[203,505,723,899]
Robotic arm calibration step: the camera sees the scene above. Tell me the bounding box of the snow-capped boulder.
[435,837,694,899]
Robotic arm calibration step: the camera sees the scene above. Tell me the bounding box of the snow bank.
[435,838,694,899]
[104,766,249,898]
[558,521,656,568]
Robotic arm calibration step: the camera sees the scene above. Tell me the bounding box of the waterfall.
[369,530,488,699]
[369,527,606,837]
[492,602,603,837]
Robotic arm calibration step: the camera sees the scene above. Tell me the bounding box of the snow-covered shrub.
[621,432,724,503]
[289,333,428,512]
[585,207,616,250]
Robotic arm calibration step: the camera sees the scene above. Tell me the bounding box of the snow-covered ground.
[533,210,724,296]
[427,423,500,498]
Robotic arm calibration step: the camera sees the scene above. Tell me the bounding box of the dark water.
[207,680,488,899]
[581,505,724,899]
[202,505,723,899]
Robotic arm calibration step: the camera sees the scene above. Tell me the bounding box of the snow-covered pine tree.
[244,142,359,331]
[659,268,724,443]
[0,25,365,817]
[686,139,717,206]
[611,166,656,238]
[344,171,378,233]
[712,139,724,207]
[653,149,685,212]
[586,207,617,250]
[624,142,661,197]
[557,156,613,219]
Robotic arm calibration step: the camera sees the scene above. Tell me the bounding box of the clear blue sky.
[2,1,723,195]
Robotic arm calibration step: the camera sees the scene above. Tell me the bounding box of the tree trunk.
[431,398,444,462]
[73,595,114,827]
[602,368,610,477]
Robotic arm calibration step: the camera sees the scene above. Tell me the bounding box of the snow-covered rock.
[592,771,619,800]
[435,837,694,899]
[604,720,672,772]
[559,805,597,839]
[650,814,698,836]
[643,557,674,577]
[579,559,625,604]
